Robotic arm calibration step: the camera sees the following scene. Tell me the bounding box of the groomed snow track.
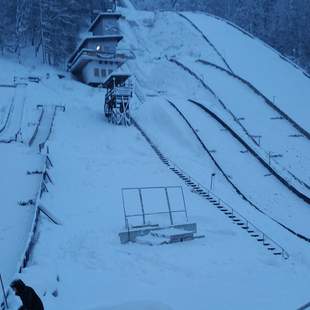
[0,104,14,136]
[0,86,26,143]
[166,100,310,244]
[169,58,310,204]
[197,59,310,141]
[177,13,310,140]
[201,12,310,80]
[29,105,58,151]
[28,107,44,147]
[168,57,262,147]
[177,13,234,73]
[196,59,310,191]
[188,99,310,205]
[179,11,310,80]
[132,118,289,259]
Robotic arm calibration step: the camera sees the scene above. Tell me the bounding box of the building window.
[108,69,113,75]
[94,68,99,77]
[101,69,106,77]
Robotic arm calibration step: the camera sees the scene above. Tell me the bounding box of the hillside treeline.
[0,0,106,66]
[134,0,310,72]
[0,0,309,73]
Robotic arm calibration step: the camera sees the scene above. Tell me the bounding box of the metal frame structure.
[121,186,188,229]
[103,74,133,125]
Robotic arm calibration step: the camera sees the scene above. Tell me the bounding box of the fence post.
[138,189,146,225]
[164,188,174,226]
[0,274,8,309]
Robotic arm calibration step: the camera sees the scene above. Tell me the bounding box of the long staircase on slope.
[132,119,289,259]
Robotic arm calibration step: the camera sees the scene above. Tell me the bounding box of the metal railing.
[121,186,188,229]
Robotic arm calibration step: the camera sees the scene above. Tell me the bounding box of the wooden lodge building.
[67,12,126,86]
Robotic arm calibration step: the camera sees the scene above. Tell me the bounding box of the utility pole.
[210,173,216,190]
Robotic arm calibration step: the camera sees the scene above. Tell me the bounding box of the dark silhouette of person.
[10,279,44,310]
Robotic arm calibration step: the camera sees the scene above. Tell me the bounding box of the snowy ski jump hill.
[1,3,310,310]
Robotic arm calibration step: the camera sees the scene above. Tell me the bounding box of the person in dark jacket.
[10,279,44,310]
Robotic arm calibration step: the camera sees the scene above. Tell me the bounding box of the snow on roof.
[88,12,122,32]
[102,72,131,88]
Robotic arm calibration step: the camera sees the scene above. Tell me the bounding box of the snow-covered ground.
[182,12,310,133]
[14,97,310,310]
[0,143,41,286]
[184,58,310,188]
[1,4,310,310]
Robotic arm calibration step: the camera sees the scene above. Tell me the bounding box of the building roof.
[88,12,122,32]
[102,73,131,88]
[67,35,123,65]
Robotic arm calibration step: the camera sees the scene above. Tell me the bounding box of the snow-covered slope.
[1,5,310,310]
[182,12,310,133]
